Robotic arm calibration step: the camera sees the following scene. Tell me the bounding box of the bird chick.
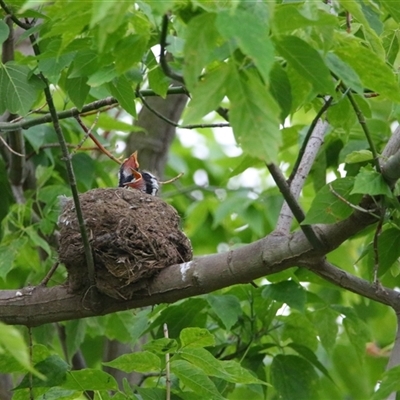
[118,151,159,196]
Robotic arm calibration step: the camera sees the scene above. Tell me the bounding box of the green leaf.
[326,52,364,94]
[303,177,363,224]
[68,49,99,78]
[222,360,268,385]
[108,75,137,117]
[143,338,179,355]
[275,36,335,95]
[0,20,10,45]
[65,75,90,110]
[380,0,400,23]
[287,343,334,383]
[17,355,68,388]
[216,7,274,84]
[0,322,42,377]
[227,66,281,162]
[334,34,400,102]
[171,360,224,400]
[262,281,306,312]
[0,238,27,279]
[87,65,117,87]
[62,369,118,390]
[372,365,400,400]
[65,320,86,363]
[207,294,242,330]
[180,327,215,348]
[0,62,39,115]
[71,153,96,191]
[344,150,373,164]
[270,354,320,400]
[351,166,392,197]
[184,13,221,90]
[269,62,292,122]
[114,34,148,74]
[103,351,161,373]
[343,316,371,362]
[312,307,338,353]
[25,225,52,256]
[135,387,167,400]
[377,228,400,276]
[281,311,319,351]
[184,63,229,124]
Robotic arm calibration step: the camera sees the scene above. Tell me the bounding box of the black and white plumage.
[118,151,159,196]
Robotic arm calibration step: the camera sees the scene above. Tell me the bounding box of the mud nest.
[58,188,192,300]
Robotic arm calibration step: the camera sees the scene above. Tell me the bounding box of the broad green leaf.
[377,228,400,276]
[87,65,117,87]
[62,369,118,390]
[207,294,242,330]
[227,66,281,162]
[65,320,86,363]
[312,307,338,353]
[16,355,68,388]
[269,62,292,122]
[25,225,52,256]
[0,322,41,376]
[372,365,400,400]
[103,351,161,373]
[71,153,96,191]
[171,360,224,400]
[114,34,148,74]
[135,387,166,400]
[65,77,90,110]
[380,0,400,23]
[216,7,274,84]
[326,52,364,94]
[180,327,215,348]
[0,20,10,45]
[262,281,306,312]
[287,343,334,382]
[0,239,23,279]
[344,150,373,164]
[343,316,371,362]
[147,51,170,98]
[108,75,137,117]
[184,63,229,124]
[68,49,99,78]
[273,4,337,34]
[143,338,179,355]
[222,360,268,385]
[303,177,363,224]
[281,311,319,352]
[0,62,39,115]
[275,36,335,95]
[270,355,319,400]
[334,34,400,102]
[351,166,392,197]
[184,13,221,90]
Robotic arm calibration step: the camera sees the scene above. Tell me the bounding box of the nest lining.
[58,188,192,299]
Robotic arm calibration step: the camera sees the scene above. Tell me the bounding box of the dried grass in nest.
[58,188,192,300]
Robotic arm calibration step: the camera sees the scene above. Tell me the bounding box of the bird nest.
[58,188,192,300]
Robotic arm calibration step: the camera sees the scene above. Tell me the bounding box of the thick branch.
[0,202,384,327]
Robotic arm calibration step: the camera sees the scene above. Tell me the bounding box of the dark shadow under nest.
[58,188,192,300]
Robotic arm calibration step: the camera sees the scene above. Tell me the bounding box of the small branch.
[0,0,31,29]
[266,163,324,250]
[39,262,60,286]
[373,215,384,284]
[288,97,333,184]
[29,36,98,303]
[163,323,171,400]
[344,85,381,173]
[159,14,184,83]
[277,119,329,234]
[0,88,187,133]
[74,115,122,165]
[0,134,24,157]
[136,89,228,129]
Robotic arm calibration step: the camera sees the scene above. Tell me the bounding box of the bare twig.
[163,323,171,400]
[267,163,324,250]
[136,89,229,129]
[288,97,333,184]
[344,84,381,173]
[0,0,31,29]
[160,14,184,83]
[0,134,24,157]
[39,262,60,286]
[373,215,384,284]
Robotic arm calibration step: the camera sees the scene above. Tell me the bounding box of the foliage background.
[0,0,400,399]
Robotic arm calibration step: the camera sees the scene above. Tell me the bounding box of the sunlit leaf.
[180,327,215,348]
[262,281,306,312]
[351,166,392,197]
[207,294,242,330]
[103,351,161,373]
